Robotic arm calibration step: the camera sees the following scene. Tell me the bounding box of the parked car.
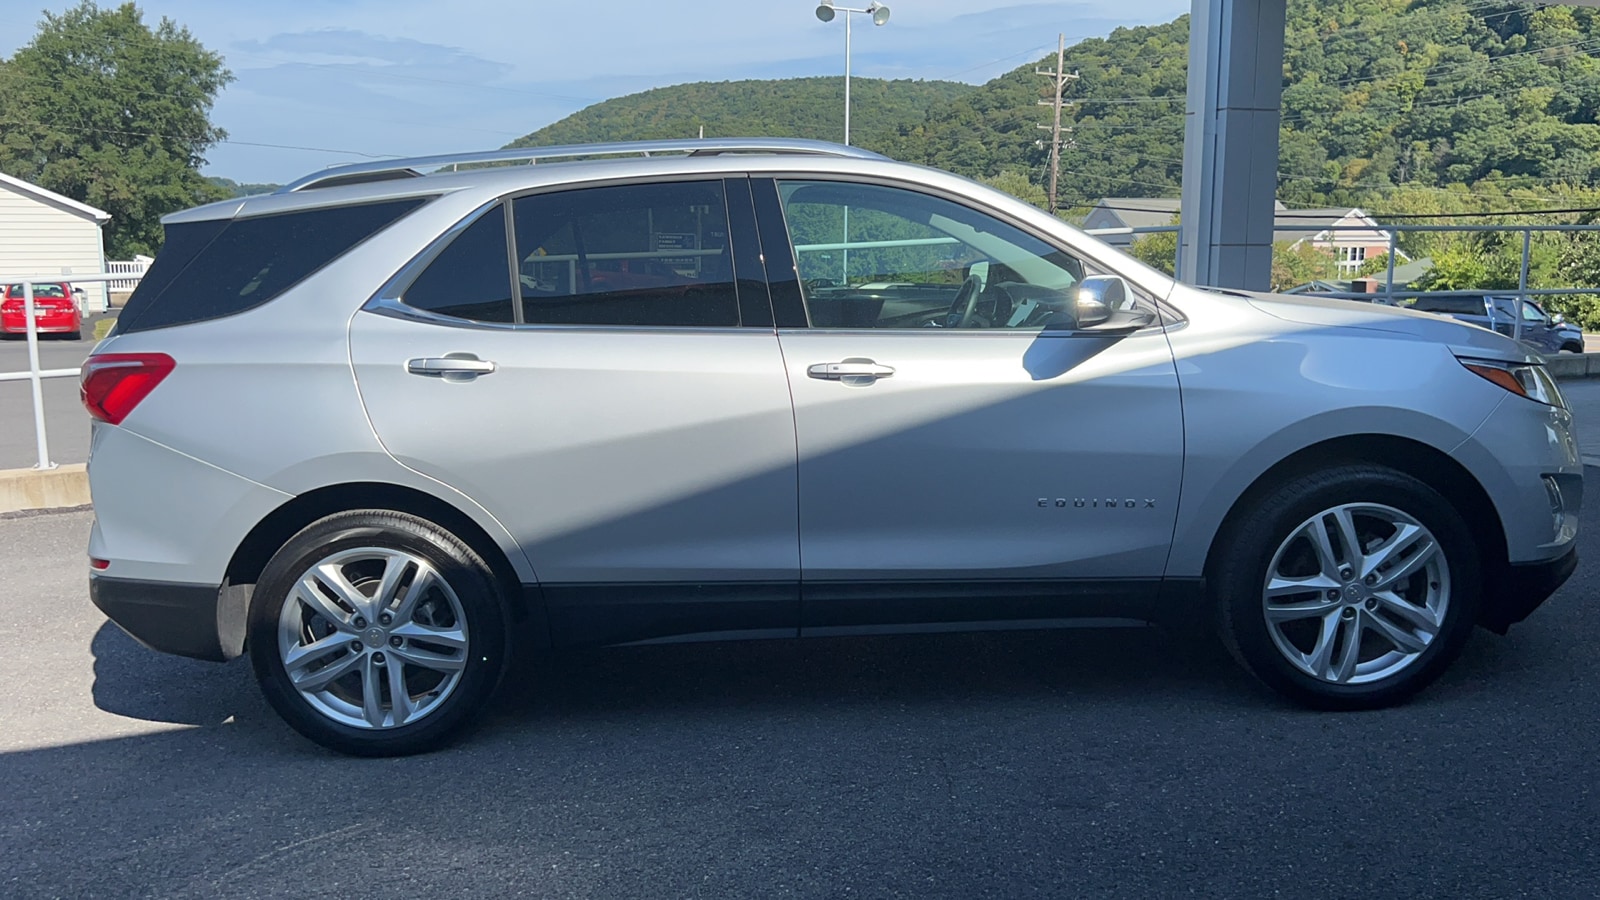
[85,139,1581,756]
[1,281,82,339]
[1406,292,1584,354]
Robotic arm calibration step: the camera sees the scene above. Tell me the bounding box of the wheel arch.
[1200,434,1508,626]
[224,482,536,646]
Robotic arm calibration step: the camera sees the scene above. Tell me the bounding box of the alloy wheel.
[276,547,470,729]
[1261,503,1449,685]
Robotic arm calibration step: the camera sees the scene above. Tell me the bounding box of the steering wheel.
[944,274,985,328]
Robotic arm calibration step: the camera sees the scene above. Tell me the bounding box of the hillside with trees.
[509,77,975,151]
[510,1,1600,216]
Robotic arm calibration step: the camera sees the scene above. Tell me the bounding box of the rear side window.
[402,203,515,323]
[512,181,738,327]
[1409,297,1484,315]
[117,198,428,334]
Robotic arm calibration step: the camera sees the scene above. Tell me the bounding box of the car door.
[1486,296,1520,340]
[749,177,1184,633]
[350,178,800,645]
[1518,299,1556,352]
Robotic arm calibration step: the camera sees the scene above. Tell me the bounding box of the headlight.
[1458,357,1566,409]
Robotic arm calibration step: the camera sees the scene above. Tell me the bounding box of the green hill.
[891,0,1600,208]
[508,77,976,151]
[509,1,1600,212]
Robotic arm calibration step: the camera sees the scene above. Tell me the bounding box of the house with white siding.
[1085,198,1401,276]
[0,171,111,310]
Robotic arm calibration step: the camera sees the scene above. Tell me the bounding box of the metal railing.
[1084,220,1600,314]
[1,272,135,471]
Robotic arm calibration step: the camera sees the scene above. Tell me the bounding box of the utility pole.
[1035,34,1077,215]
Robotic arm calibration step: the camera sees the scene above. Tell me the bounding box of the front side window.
[512,181,738,327]
[776,180,1109,330]
[1521,301,1546,323]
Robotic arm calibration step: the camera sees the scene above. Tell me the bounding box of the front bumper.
[90,574,237,662]
[1480,545,1579,634]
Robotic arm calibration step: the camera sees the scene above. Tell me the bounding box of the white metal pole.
[842,205,850,283]
[23,280,55,470]
[844,9,852,145]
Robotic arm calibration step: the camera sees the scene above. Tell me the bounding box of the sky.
[0,0,1190,184]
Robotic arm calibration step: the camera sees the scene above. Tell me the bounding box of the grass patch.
[93,318,116,341]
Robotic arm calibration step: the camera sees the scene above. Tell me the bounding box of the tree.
[1128,228,1178,275]
[979,169,1048,209]
[0,2,233,257]
[1270,242,1336,291]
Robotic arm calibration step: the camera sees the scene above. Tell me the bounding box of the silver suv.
[85,139,1581,756]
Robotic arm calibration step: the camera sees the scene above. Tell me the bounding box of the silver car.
[84,139,1581,756]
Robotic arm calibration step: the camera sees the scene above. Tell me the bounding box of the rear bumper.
[1,309,79,331]
[90,574,236,661]
[1481,546,1579,634]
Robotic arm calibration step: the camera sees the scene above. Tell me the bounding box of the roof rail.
[279,138,888,193]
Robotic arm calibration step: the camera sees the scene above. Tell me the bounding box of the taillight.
[80,353,175,425]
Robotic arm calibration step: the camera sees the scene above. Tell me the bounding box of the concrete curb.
[1547,351,1600,380]
[0,464,89,514]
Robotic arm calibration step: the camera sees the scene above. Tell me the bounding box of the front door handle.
[406,353,496,382]
[807,358,895,385]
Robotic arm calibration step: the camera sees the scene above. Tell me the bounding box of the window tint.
[776,180,1093,329]
[403,204,515,323]
[6,284,67,299]
[1521,301,1546,322]
[1410,297,1484,315]
[117,199,427,334]
[513,181,738,327]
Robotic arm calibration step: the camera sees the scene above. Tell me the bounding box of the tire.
[66,330,82,341]
[1561,343,1583,354]
[1211,464,1480,710]
[248,510,510,756]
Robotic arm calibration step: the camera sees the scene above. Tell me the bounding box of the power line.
[1087,201,1600,220]
[1036,34,1077,214]
[2,116,396,159]
[0,67,528,141]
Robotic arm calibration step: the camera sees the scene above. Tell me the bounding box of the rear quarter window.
[1408,297,1484,316]
[117,198,429,334]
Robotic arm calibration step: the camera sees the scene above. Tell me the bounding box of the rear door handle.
[807,358,895,385]
[406,353,496,381]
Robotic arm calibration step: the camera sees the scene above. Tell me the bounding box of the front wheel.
[248,510,510,756]
[1212,465,1480,710]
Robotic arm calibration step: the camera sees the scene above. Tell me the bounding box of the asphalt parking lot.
[4,483,1600,897]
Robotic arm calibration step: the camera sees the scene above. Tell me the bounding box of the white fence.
[106,255,151,291]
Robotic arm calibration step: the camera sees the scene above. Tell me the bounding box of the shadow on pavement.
[13,498,1594,899]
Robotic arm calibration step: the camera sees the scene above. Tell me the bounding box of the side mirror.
[1074,276,1128,328]
[1551,313,1566,325]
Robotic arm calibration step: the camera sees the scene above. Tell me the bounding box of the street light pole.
[815,1,890,146]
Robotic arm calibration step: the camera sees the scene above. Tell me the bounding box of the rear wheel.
[248,510,509,756]
[1212,465,1480,710]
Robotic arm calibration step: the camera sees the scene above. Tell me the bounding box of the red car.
[1,282,83,339]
